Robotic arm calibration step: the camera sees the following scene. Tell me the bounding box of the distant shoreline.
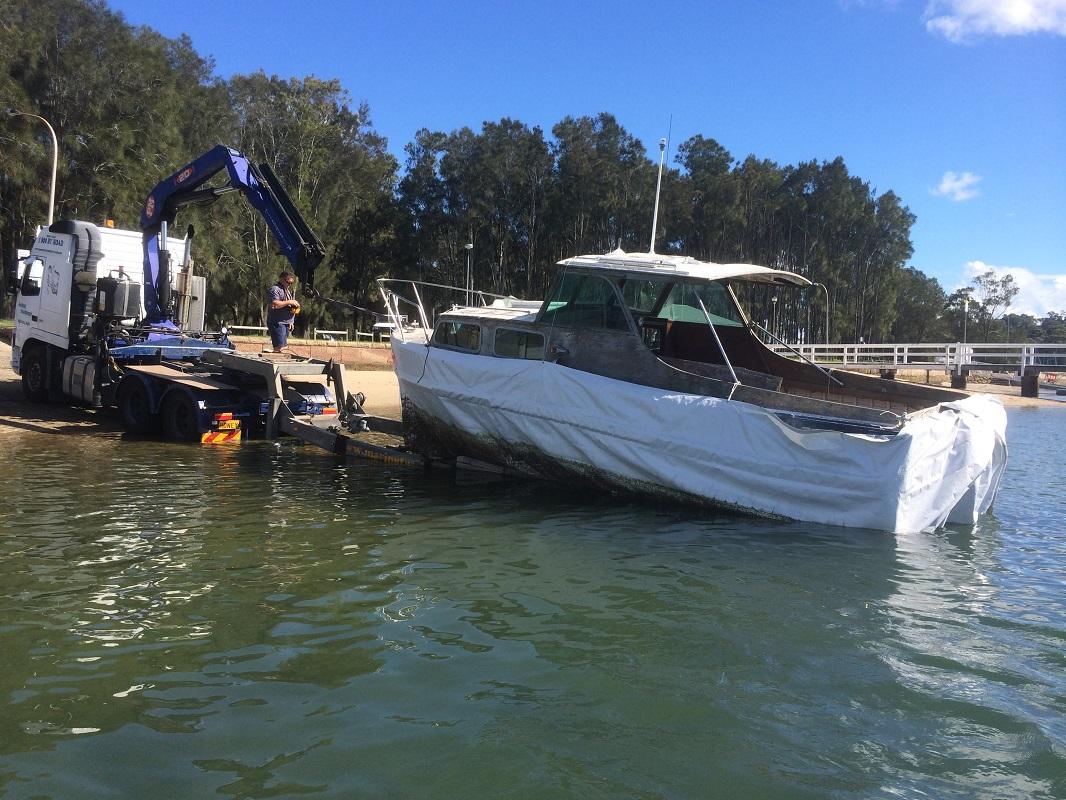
[0,337,1058,444]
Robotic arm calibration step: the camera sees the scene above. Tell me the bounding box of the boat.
[377,249,1006,533]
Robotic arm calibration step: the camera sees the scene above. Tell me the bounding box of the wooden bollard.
[1021,373,1040,398]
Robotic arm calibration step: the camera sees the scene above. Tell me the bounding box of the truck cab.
[10,220,196,401]
[12,228,80,367]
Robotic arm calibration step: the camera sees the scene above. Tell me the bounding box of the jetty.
[772,342,1066,396]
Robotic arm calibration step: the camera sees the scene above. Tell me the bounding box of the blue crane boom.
[139,145,326,323]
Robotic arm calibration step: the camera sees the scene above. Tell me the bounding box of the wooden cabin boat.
[379,250,1006,532]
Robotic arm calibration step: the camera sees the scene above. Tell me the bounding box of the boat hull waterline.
[393,340,1007,533]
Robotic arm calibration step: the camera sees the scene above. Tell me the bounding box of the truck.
[6,145,407,453]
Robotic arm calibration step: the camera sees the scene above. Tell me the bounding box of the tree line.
[2,0,1061,343]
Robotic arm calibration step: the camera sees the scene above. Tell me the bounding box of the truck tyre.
[117,377,157,435]
[20,344,50,402]
[162,392,201,442]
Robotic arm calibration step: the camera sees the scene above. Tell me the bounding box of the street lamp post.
[9,110,58,226]
[770,295,778,341]
[962,297,969,346]
[463,242,473,305]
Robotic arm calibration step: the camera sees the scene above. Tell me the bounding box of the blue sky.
[109,0,1066,315]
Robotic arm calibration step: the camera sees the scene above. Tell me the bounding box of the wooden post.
[951,369,968,390]
[1021,372,1040,398]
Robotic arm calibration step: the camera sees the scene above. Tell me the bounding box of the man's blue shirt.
[266,283,294,325]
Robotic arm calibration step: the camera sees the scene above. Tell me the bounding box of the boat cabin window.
[539,272,630,332]
[494,328,544,360]
[622,277,671,317]
[433,320,481,352]
[659,281,743,326]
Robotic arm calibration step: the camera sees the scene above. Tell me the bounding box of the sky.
[108,0,1066,316]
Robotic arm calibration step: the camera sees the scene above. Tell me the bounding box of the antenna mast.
[649,137,667,254]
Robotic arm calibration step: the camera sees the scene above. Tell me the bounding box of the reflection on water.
[0,409,1063,799]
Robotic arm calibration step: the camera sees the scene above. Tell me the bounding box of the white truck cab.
[10,221,196,401]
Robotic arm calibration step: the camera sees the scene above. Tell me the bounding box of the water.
[0,408,1064,799]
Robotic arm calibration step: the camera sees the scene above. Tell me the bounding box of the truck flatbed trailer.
[202,349,422,463]
[121,347,422,462]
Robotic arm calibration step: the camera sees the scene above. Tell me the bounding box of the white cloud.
[961,260,1066,317]
[925,0,1066,41]
[931,170,982,201]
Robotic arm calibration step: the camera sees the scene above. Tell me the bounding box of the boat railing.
[376,279,510,343]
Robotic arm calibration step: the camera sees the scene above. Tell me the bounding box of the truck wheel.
[118,378,157,435]
[162,392,201,442]
[20,345,50,402]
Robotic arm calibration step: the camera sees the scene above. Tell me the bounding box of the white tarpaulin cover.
[393,341,1007,533]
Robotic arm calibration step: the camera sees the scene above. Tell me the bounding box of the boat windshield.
[659,281,743,326]
[621,277,671,316]
[539,272,630,331]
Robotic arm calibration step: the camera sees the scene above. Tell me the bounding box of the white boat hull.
[392,340,1007,533]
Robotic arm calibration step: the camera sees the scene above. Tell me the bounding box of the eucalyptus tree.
[398,119,555,299]
[396,128,452,286]
[473,119,553,296]
[969,270,1019,341]
[1040,311,1066,343]
[547,113,654,259]
[211,72,397,329]
[890,267,947,342]
[0,0,228,297]
[674,134,737,262]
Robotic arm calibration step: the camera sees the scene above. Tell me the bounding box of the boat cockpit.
[386,251,968,435]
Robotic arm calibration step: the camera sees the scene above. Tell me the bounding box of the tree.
[890,268,947,342]
[965,270,1020,341]
[211,72,397,330]
[1040,311,1066,343]
[547,113,655,259]
[675,134,736,261]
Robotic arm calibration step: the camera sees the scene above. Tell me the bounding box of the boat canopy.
[559,249,812,287]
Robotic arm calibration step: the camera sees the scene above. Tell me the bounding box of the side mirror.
[4,250,23,295]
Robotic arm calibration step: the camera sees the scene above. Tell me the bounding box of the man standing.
[267,271,300,353]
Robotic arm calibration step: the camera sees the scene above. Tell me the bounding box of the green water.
[1,408,1064,799]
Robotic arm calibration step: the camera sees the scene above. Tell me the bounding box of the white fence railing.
[771,343,1066,373]
[224,324,385,343]
[313,328,349,340]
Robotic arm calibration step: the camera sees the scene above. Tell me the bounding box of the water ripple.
[0,412,1063,798]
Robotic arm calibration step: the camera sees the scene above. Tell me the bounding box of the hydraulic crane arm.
[140,145,326,323]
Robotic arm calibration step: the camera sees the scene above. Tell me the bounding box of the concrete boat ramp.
[0,338,420,464]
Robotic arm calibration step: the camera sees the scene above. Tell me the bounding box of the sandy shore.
[0,339,1059,441]
[954,380,1064,407]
